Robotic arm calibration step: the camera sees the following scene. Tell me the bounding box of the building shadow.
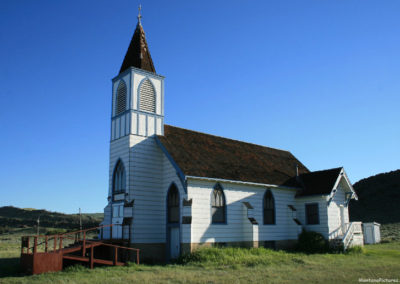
[0,257,25,278]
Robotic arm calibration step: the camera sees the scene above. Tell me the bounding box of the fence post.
[54,236,57,252]
[90,246,94,269]
[59,236,63,251]
[137,250,139,265]
[45,236,48,252]
[114,247,118,265]
[82,231,86,257]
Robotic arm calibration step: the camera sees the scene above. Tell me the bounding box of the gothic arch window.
[139,79,156,113]
[112,160,126,193]
[263,189,275,225]
[167,184,180,223]
[115,80,127,115]
[211,184,226,224]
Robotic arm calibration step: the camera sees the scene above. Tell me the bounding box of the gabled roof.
[119,22,156,74]
[295,167,343,197]
[156,125,309,186]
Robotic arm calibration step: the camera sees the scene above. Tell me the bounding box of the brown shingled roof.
[296,167,343,197]
[119,22,156,74]
[157,125,309,186]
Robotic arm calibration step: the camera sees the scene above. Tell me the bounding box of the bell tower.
[102,8,165,241]
[110,9,164,140]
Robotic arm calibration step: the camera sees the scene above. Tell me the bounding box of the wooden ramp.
[20,225,140,275]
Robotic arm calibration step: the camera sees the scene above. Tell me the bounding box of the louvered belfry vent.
[139,79,155,113]
[116,80,127,115]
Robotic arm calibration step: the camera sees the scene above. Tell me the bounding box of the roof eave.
[154,136,187,193]
[186,175,300,191]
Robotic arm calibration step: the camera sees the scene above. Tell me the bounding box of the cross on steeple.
[137,4,142,25]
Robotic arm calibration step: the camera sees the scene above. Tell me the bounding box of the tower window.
[263,190,275,225]
[211,184,226,224]
[115,80,127,115]
[139,79,156,113]
[112,160,126,194]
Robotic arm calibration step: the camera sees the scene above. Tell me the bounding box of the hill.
[0,206,103,233]
[349,169,400,224]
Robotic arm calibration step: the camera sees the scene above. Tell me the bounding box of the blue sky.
[0,0,399,214]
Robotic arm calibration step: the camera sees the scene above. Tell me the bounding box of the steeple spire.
[119,5,156,74]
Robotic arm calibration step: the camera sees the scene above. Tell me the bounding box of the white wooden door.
[112,203,123,239]
[170,227,180,259]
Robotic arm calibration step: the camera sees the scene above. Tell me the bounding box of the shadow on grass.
[0,257,25,278]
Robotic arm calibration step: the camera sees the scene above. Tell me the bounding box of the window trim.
[305,203,320,225]
[263,189,276,225]
[211,183,227,225]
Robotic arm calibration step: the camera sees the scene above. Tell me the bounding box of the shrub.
[296,230,329,254]
[346,246,365,254]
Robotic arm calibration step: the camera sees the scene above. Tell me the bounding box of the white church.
[100,14,363,262]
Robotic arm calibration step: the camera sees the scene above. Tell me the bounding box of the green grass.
[1,231,399,283]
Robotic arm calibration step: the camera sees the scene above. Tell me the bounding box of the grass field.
[1,229,399,284]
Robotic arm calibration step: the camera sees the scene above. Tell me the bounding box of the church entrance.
[111,203,124,239]
[169,227,180,259]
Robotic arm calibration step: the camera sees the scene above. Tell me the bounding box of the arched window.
[139,79,155,113]
[211,184,226,224]
[263,190,275,225]
[115,80,127,115]
[112,160,126,193]
[167,184,179,223]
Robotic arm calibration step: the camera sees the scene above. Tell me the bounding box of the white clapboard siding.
[327,178,350,237]
[129,136,164,243]
[188,179,299,243]
[296,196,329,239]
[123,136,182,244]
[109,136,131,195]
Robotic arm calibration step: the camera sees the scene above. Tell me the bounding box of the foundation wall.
[130,243,166,263]
[182,239,297,254]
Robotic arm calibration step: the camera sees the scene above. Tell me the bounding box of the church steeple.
[119,6,156,74]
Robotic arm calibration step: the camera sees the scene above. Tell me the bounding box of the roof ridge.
[301,167,343,175]
[163,124,292,154]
